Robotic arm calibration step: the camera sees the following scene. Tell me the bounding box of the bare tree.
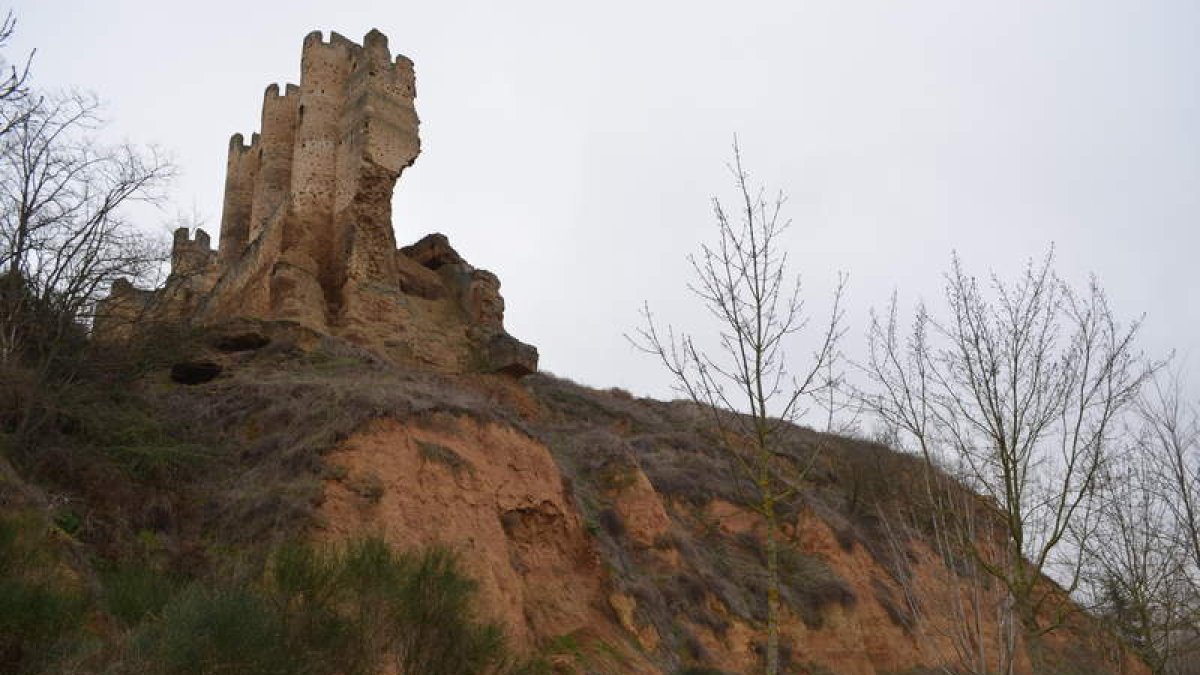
[0,89,172,440]
[860,296,1020,674]
[859,250,1153,671]
[1091,367,1200,674]
[0,10,34,129]
[1141,369,1200,582]
[1083,441,1193,675]
[631,141,845,675]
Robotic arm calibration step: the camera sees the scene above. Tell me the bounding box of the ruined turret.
[171,227,216,278]
[97,29,537,377]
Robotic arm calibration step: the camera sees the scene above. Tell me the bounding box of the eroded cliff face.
[72,319,1144,674]
[301,372,1147,675]
[317,416,604,650]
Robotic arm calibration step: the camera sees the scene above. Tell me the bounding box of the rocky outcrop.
[95,30,537,378]
[318,416,607,650]
[400,232,466,269]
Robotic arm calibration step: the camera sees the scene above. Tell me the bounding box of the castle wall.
[333,29,421,323]
[362,53,420,175]
[291,32,354,233]
[197,211,282,324]
[171,227,216,280]
[93,278,154,342]
[218,134,260,264]
[335,29,420,211]
[249,84,299,244]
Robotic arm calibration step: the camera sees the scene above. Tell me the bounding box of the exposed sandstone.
[610,467,672,549]
[400,232,465,269]
[609,591,661,651]
[317,416,607,650]
[312,401,1147,674]
[122,333,1146,674]
[474,329,539,377]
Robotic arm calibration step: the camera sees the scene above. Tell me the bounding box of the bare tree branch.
[0,87,173,442]
[629,139,845,675]
[856,248,1157,672]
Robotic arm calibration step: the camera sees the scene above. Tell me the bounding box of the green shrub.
[101,563,177,627]
[45,382,210,483]
[267,540,351,670]
[333,538,509,674]
[390,546,507,675]
[340,536,407,612]
[0,577,85,673]
[0,516,86,674]
[269,540,341,603]
[133,584,296,675]
[260,538,512,675]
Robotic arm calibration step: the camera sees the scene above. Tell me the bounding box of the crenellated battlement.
[363,28,388,50]
[300,29,401,61]
[229,133,255,152]
[264,83,300,98]
[172,226,211,248]
[298,29,414,85]
[98,29,537,377]
[171,227,216,279]
[302,30,359,50]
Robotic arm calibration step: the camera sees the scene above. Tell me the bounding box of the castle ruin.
[98,29,537,376]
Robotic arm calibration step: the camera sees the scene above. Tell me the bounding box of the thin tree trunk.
[1017,602,1045,675]
[765,494,780,675]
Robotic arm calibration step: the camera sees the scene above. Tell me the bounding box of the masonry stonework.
[97,29,537,376]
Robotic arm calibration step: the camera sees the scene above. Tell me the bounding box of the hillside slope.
[1,320,1146,674]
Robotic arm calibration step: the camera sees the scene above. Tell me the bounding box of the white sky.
[10,0,1199,405]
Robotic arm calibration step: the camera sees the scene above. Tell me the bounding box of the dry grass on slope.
[1,318,1144,674]
[3,319,539,571]
[525,374,870,668]
[523,373,1144,675]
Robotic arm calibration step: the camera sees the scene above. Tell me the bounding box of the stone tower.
[97,30,537,376]
[206,28,420,330]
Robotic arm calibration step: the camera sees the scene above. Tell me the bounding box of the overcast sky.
[10,0,1199,405]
